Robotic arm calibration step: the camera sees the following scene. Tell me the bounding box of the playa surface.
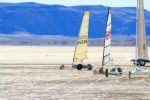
[0,46,150,100]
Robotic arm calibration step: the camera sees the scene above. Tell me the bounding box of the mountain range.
[0,2,150,43]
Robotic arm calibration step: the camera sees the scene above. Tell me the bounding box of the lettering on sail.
[106,30,111,40]
[77,35,88,45]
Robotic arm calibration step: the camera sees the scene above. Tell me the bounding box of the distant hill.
[0,2,150,45]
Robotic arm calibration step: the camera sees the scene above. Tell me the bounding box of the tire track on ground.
[59,75,105,98]
[47,70,94,90]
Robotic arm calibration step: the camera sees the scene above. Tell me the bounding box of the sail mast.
[136,0,148,60]
[102,8,112,68]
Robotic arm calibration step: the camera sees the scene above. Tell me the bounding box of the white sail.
[131,0,147,73]
[73,11,90,63]
[136,0,148,60]
[102,8,112,67]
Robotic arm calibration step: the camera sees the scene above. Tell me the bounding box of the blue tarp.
[132,66,141,73]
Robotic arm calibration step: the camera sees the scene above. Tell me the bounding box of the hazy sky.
[0,0,150,11]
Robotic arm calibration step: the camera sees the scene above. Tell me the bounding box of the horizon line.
[0,2,149,10]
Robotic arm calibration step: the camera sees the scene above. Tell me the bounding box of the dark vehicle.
[131,58,150,66]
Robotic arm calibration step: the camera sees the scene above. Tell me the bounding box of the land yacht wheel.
[87,64,93,70]
[77,64,83,70]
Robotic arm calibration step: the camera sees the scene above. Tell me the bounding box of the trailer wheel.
[133,61,139,66]
[139,60,145,66]
[87,64,93,70]
[105,69,108,77]
[77,64,83,70]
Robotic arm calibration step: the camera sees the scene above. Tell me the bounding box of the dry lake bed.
[0,46,149,100]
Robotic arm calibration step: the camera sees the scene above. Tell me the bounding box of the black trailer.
[131,58,150,66]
